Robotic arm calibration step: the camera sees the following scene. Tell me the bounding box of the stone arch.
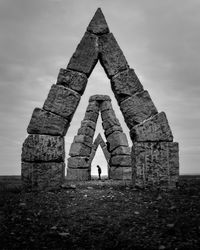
[21,8,179,190]
[67,95,131,181]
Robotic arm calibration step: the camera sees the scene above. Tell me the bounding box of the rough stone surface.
[56,68,87,95]
[73,134,93,147]
[132,142,179,188]
[102,117,121,131]
[110,155,131,167]
[81,120,96,130]
[109,166,132,180]
[107,132,129,152]
[99,33,129,78]
[130,112,173,142]
[120,90,158,129]
[111,146,131,156]
[99,100,112,112]
[104,125,123,137]
[22,134,64,162]
[67,32,98,77]
[27,108,70,136]
[89,95,111,102]
[69,142,91,157]
[86,101,100,113]
[67,156,90,169]
[111,68,144,103]
[78,126,95,138]
[101,109,117,122]
[87,8,110,35]
[21,162,65,190]
[84,111,99,123]
[43,84,80,120]
[66,168,90,181]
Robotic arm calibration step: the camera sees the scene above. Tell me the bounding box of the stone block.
[78,125,95,138]
[132,142,179,188]
[56,68,87,95]
[81,120,96,130]
[21,162,65,190]
[66,168,90,181]
[73,134,93,147]
[111,146,131,156]
[130,112,173,142]
[43,84,80,120]
[111,68,144,103]
[86,101,100,113]
[110,155,131,166]
[27,108,70,136]
[67,156,90,169]
[67,32,98,77]
[69,142,91,157]
[89,95,111,102]
[99,33,129,78]
[109,166,132,180]
[102,117,121,131]
[101,109,117,122]
[84,110,99,123]
[107,132,129,152]
[87,8,110,35]
[120,90,158,129]
[101,146,110,162]
[22,134,64,162]
[99,100,112,112]
[104,125,123,137]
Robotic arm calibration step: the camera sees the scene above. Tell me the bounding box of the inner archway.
[91,145,108,179]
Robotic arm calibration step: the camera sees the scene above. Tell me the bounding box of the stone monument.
[21,8,179,190]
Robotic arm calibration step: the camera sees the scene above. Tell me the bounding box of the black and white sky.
[0,0,200,175]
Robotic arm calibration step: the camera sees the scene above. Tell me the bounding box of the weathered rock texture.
[27,108,70,136]
[67,32,98,77]
[99,33,129,78]
[132,142,179,188]
[120,90,158,129]
[87,8,110,35]
[130,112,173,142]
[66,168,90,181]
[22,8,179,190]
[43,84,80,121]
[67,96,131,181]
[22,135,65,162]
[111,68,144,104]
[56,68,87,95]
[21,162,65,190]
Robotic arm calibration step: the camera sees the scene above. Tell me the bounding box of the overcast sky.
[0,0,200,175]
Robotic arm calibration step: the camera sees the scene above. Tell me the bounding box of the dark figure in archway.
[97,165,102,180]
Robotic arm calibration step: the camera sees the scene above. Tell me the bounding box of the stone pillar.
[66,99,99,180]
[130,112,179,188]
[100,99,132,180]
[21,71,84,190]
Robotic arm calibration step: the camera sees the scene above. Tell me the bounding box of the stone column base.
[132,142,179,188]
[109,166,132,180]
[21,162,65,190]
[66,168,90,181]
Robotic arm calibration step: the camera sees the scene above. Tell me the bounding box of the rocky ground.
[0,176,200,250]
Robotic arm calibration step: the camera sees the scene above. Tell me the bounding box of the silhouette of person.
[97,165,102,180]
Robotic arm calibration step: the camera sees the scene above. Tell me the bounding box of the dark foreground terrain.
[0,176,200,250]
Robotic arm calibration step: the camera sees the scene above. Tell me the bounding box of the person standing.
[96,165,102,180]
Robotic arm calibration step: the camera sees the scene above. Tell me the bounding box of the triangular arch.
[67,95,131,181]
[21,8,179,190]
